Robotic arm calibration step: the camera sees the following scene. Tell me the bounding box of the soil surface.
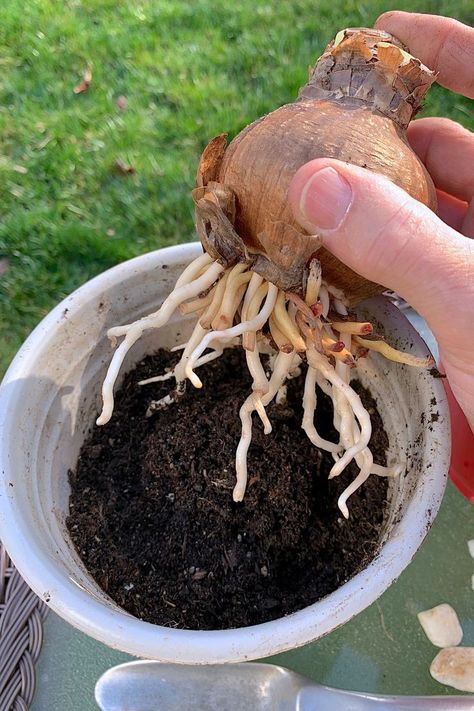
[68,349,389,630]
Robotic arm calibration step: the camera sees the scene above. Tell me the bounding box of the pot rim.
[0,243,450,662]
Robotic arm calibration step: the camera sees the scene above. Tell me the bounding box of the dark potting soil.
[67,349,389,630]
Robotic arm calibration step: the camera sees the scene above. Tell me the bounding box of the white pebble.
[468,539,474,559]
[471,573,474,591]
[430,647,474,692]
[417,604,463,648]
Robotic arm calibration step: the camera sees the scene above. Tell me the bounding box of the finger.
[436,190,468,234]
[375,12,474,99]
[407,118,474,204]
[288,158,473,333]
[289,158,474,427]
[461,198,474,239]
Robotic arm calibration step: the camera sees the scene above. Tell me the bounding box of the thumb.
[288,158,472,331]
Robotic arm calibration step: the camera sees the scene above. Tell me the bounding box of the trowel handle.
[299,685,474,710]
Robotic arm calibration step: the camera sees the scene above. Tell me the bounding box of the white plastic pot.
[0,243,450,663]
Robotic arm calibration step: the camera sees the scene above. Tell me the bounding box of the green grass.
[1,0,473,374]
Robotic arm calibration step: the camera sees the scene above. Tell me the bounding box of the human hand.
[288,12,474,430]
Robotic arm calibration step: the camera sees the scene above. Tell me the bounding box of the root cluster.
[97,253,432,518]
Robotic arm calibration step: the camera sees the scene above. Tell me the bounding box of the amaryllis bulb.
[194,27,436,305]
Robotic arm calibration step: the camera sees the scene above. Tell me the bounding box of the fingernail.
[300,167,352,230]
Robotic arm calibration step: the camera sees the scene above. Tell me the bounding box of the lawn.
[0,0,473,374]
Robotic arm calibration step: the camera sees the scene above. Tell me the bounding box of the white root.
[273,291,306,352]
[319,284,330,318]
[97,259,223,425]
[241,273,264,350]
[199,270,231,329]
[302,367,342,454]
[141,323,216,408]
[269,315,293,353]
[331,320,373,335]
[333,297,348,315]
[333,374,354,454]
[330,320,377,516]
[170,342,188,352]
[139,371,174,385]
[174,251,213,288]
[98,252,410,518]
[353,335,434,367]
[287,359,302,380]
[234,351,295,502]
[174,321,209,385]
[322,328,370,518]
[245,344,271,432]
[337,454,373,519]
[332,309,403,513]
[326,284,347,303]
[146,393,176,413]
[138,316,209,406]
[185,284,278,388]
[305,259,322,307]
[314,371,333,398]
[306,347,372,479]
[234,395,259,502]
[178,290,215,315]
[107,263,222,341]
[211,263,251,329]
[275,384,287,405]
[242,273,264,316]
[371,463,404,477]
[139,346,226,386]
[297,274,376,517]
[264,352,300,404]
[332,328,355,456]
[243,280,273,431]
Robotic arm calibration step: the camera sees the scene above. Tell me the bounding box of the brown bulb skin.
[218,99,437,304]
[194,29,437,303]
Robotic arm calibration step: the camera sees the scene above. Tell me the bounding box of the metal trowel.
[95,660,473,710]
